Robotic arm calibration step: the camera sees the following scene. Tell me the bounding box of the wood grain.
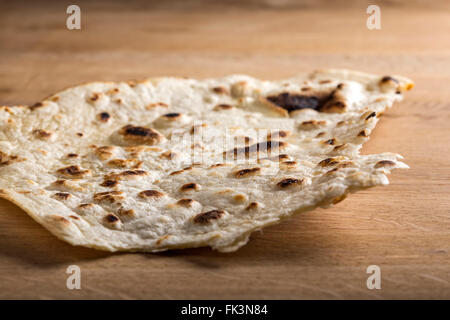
[0,0,449,299]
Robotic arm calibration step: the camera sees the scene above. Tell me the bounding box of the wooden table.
[0,0,449,299]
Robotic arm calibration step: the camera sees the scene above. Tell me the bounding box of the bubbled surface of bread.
[0,69,413,252]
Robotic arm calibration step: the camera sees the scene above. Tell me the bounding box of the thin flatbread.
[0,69,413,252]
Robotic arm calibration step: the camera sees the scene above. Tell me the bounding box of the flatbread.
[0,69,413,252]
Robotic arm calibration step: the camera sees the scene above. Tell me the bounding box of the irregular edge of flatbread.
[310,68,414,91]
[37,69,414,107]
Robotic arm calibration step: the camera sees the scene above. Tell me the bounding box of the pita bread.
[0,69,413,252]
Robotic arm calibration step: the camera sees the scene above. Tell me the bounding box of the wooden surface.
[0,0,449,299]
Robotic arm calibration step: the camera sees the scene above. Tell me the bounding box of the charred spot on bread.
[320,100,346,113]
[93,191,125,203]
[146,102,168,109]
[276,154,290,161]
[104,214,120,223]
[102,170,148,184]
[214,104,233,111]
[358,130,368,137]
[280,160,297,169]
[89,93,101,102]
[32,129,52,139]
[95,146,117,160]
[100,179,118,187]
[277,178,303,189]
[97,112,110,122]
[322,138,336,146]
[365,112,377,121]
[163,113,181,119]
[318,157,340,167]
[266,93,322,113]
[380,76,399,84]
[180,183,200,192]
[107,159,142,169]
[267,130,290,140]
[169,166,193,176]
[212,86,229,95]
[122,125,152,136]
[300,120,327,129]
[234,167,261,178]
[176,198,195,207]
[29,102,44,111]
[315,132,326,138]
[224,140,287,158]
[138,190,165,199]
[53,192,71,200]
[245,202,260,211]
[56,165,90,178]
[193,210,225,224]
[266,89,345,114]
[209,163,227,168]
[118,125,165,145]
[117,208,135,217]
[333,144,347,151]
[0,151,24,166]
[77,203,94,209]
